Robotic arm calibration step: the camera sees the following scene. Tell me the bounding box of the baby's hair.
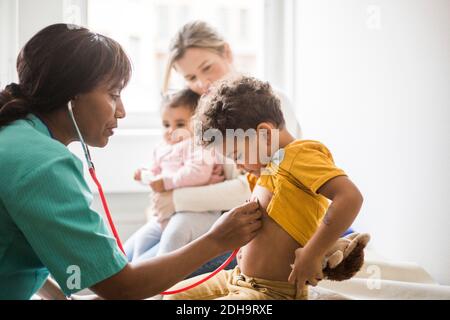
[197,76,285,145]
[161,88,200,113]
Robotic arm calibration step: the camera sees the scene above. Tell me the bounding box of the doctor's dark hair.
[0,23,132,127]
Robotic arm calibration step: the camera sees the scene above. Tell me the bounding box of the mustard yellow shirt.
[250,140,347,247]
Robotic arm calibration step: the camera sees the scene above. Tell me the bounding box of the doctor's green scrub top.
[0,115,128,299]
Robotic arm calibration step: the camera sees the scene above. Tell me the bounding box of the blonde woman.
[149,21,302,276]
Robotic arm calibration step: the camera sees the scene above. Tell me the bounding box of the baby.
[164,77,365,300]
[125,88,224,262]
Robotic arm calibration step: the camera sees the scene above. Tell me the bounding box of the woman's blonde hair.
[162,20,227,94]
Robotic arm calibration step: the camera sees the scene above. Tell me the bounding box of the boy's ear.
[256,122,273,146]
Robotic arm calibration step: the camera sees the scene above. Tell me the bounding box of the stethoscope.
[67,102,238,295]
[67,102,124,254]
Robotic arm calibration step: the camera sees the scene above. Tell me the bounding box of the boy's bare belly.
[237,184,300,281]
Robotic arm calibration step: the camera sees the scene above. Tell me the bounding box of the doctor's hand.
[206,200,263,252]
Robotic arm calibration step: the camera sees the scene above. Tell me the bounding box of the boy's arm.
[288,176,363,289]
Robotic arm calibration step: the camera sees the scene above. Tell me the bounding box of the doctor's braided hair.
[0,23,131,127]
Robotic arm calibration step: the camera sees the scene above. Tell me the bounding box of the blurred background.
[0,0,449,285]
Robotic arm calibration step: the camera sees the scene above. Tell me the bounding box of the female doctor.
[0,24,262,300]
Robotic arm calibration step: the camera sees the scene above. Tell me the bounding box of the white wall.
[17,0,63,47]
[68,130,161,193]
[17,0,86,48]
[294,0,450,284]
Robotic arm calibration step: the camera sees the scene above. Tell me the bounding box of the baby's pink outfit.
[149,138,224,191]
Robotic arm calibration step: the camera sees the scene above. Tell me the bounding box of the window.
[88,0,264,128]
[0,0,18,87]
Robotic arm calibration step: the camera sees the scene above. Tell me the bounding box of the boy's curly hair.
[197,76,285,145]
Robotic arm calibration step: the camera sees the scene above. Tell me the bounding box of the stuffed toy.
[322,232,371,281]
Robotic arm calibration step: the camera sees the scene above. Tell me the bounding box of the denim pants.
[124,211,221,262]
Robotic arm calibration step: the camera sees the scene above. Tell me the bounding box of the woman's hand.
[150,190,175,219]
[206,200,263,252]
[288,248,324,290]
[208,164,225,184]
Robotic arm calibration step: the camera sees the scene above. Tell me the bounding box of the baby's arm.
[160,146,223,191]
[149,147,162,176]
[135,147,162,184]
[289,176,363,287]
[162,162,216,191]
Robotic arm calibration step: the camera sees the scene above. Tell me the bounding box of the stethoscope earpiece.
[67,102,94,169]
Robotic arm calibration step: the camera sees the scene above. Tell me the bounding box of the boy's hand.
[288,248,324,289]
[150,178,166,193]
